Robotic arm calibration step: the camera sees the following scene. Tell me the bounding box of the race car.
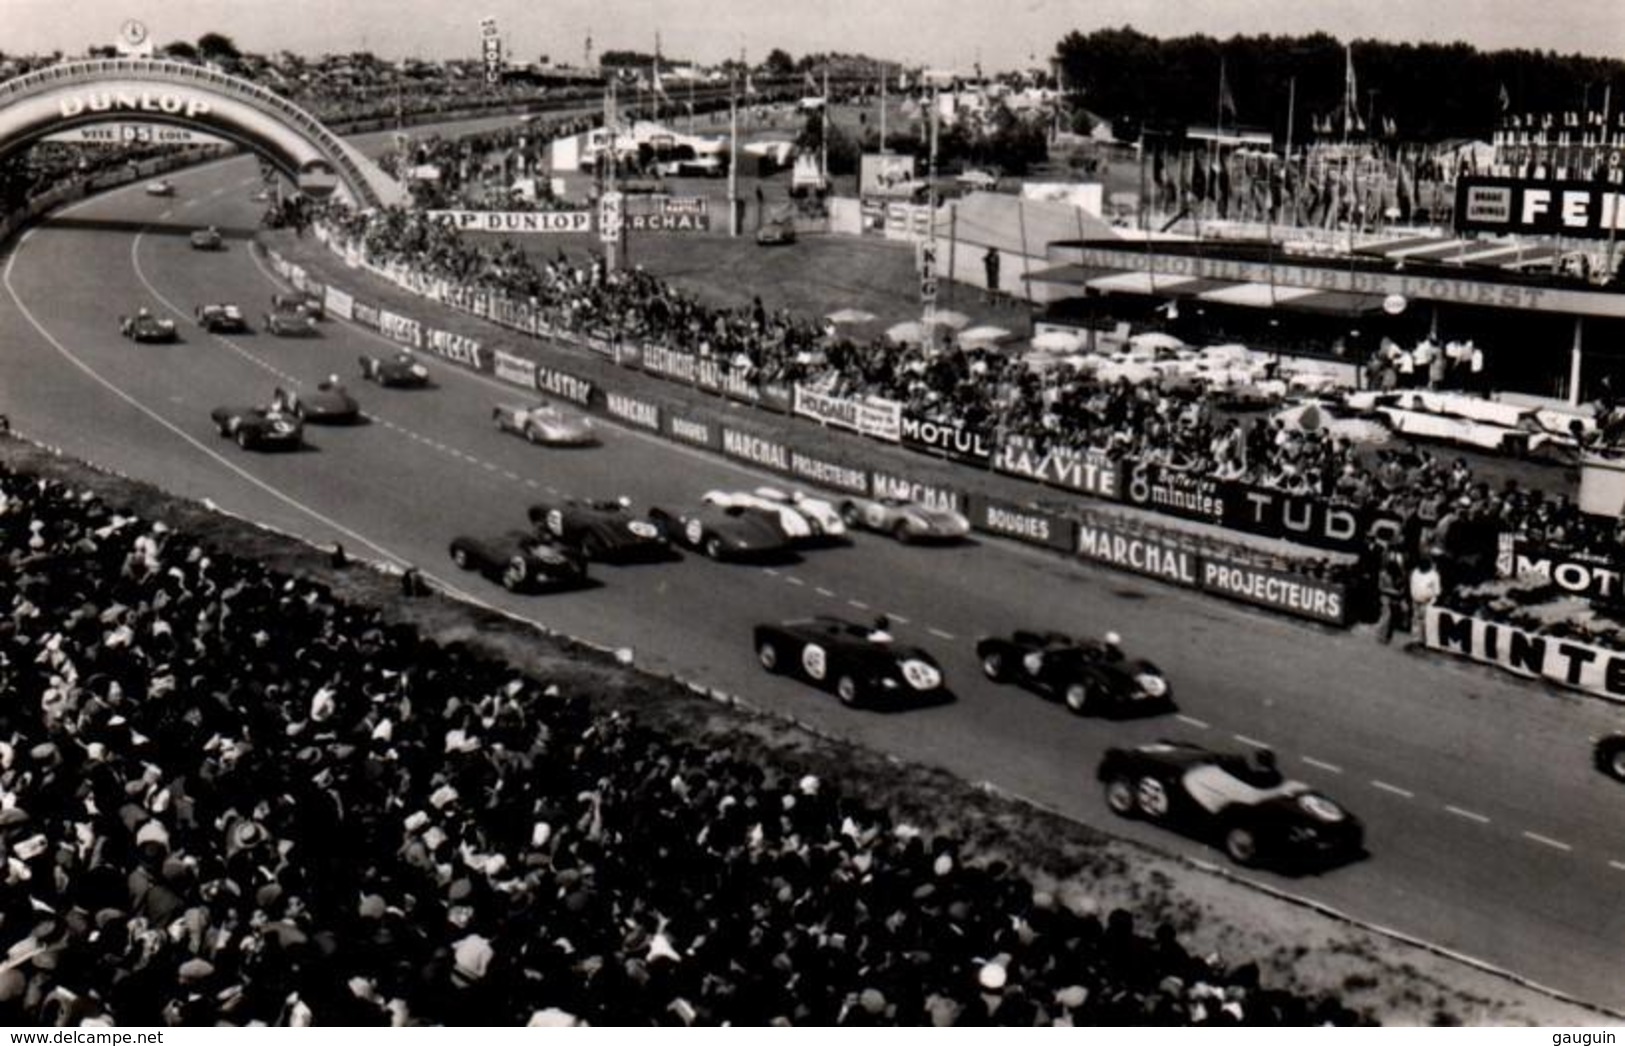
[118,311,178,343]
[839,494,971,543]
[274,381,360,424]
[976,630,1174,717]
[195,303,248,334]
[1595,734,1625,782]
[263,300,318,337]
[741,486,846,539]
[648,502,793,561]
[448,531,588,593]
[145,180,174,197]
[271,290,324,320]
[209,405,303,451]
[493,401,597,446]
[527,497,672,563]
[753,616,948,708]
[701,489,815,543]
[359,352,431,388]
[1097,741,1364,869]
[189,227,224,250]
[756,216,797,246]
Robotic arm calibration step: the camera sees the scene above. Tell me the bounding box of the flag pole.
[729,72,739,237]
[822,64,830,181]
[880,63,888,153]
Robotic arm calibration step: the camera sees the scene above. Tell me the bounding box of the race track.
[3,135,1624,1010]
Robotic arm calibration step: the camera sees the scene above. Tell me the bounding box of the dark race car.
[1595,734,1625,782]
[976,630,1174,718]
[754,616,949,708]
[527,497,673,563]
[195,303,248,334]
[189,227,224,250]
[359,352,431,388]
[118,311,178,343]
[649,502,792,562]
[209,405,303,451]
[271,290,325,320]
[263,300,318,337]
[274,382,360,424]
[1097,741,1364,869]
[448,531,588,592]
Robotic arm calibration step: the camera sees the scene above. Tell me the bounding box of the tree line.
[1055,27,1625,143]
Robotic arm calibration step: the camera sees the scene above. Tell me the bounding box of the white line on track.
[814,587,836,597]
[888,613,910,625]
[761,568,779,576]
[1522,831,1572,852]
[1232,733,1270,749]
[1444,805,1491,824]
[1370,780,1415,799]
[1610,860,1625,873]
[1175,714,1210,729]
[927,627,955,641]
[784,575,806,586]
[847,599,869,610]
[1300,756,1343,774]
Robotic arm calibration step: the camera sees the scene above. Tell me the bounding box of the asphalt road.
[4,139,1625,1010]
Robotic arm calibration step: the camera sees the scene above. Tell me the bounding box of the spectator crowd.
[0,456,1365,1026]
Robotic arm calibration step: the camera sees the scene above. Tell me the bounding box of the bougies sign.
[1427,607,1625,703]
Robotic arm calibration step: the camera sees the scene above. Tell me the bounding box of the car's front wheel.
[1223,823,1260,866]
[1597,736,1625,782]
[501,557,528,591]
[757,640,781,673]
[835,674,860,708]
[235,429,251,449]
[840,502,861,527]
[525,425,541,444]
[1104,776,1137,818]
[980,650,1009,682]
[704,536,725,560]
[1064,681,1093,715]
[450,546,470,570]
[891,520,914,544]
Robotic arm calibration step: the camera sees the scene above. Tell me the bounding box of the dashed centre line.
[1175,714,1210,729]
[1301,756,1343,774]
[1371,780,1415,799]
[927,627,956,641]
[847,599,870,610]
[1522,831,1572,852]
[814,587,836,597]
[1444,805,1491,824]
[1232,734,1270,749]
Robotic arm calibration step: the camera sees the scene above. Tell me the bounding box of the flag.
[804,70,819,92]
[1498,82,1511,113]
[1343,45,1363,133]
[653,64,670,99]
[1218,58,1237,123]
[745,71,758,96]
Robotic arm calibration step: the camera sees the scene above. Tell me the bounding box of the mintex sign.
[1426,607,1625,703]
[1455,177,1625,240]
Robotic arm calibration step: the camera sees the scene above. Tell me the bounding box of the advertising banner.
[696,358,760,404]
[1122,462,1225,525]
[665,412,718,449]
[426,329,484,369]
[867,471,964,515]
[605,391,661,431]
[378,310,423,350]
[1497,539,1625,601]
[1218,484,1368,553]
[1075,521,1200,588]
[994,438,1119,499]
[1455,177,1625,241]
[860,153,920,198]
[625,196,712,232]
[493,350,537,389]
[720,428,792,473]
[1199,556,1347,626]
[427,210,593,234]
[974,497,1075,553]
[900,413,994,466]
[1426,607,1625,703]
[534,364,594,406]
[787,448,870,496]
[323,286,355,322]
[642,345,696,383]
[792,386,902,442]
[352,302,380,330]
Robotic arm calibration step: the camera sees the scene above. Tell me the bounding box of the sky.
[4,0,1623,71]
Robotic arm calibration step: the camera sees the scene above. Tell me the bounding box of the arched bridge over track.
[0,58,406,208]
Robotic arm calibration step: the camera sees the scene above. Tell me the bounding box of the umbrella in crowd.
[826,307,877,325]
[1030,328,1087,353]
[886,320,928,344]
[928,309,972,331]
[958,325,1015,347]
[1130,331,1186,352]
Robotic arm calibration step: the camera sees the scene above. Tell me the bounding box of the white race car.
[493,401,597,446]
[750,487,846,538]
[701,489,814,542]
[145,180,175,197]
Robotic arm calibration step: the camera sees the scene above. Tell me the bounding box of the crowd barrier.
[267,239,1353,627]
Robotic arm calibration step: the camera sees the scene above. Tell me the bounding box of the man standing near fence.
[983,247,1001,305]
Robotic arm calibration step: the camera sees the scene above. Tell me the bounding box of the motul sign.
[58,91,212,120]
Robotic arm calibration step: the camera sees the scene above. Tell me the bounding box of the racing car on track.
[1595,734,1625,782]
[753,616,948,708]
[976,630,1174,717]
[209,404,303,451]
[118,310,177,343]
[189,226,224,250]
[701,490,815,543]
[648,502,793,561]
[145,180,174,197]
[263,299,318,337]
[448,531,588,592]
[751,487,846,538]
[359,351,431,388]
[527,497,673,563]
[493,401,597,446]
[1097,741,1364,868]
[195,303,248,334]
[839,494,970,543]
[271,290,324,320]
[273,381,360,425]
